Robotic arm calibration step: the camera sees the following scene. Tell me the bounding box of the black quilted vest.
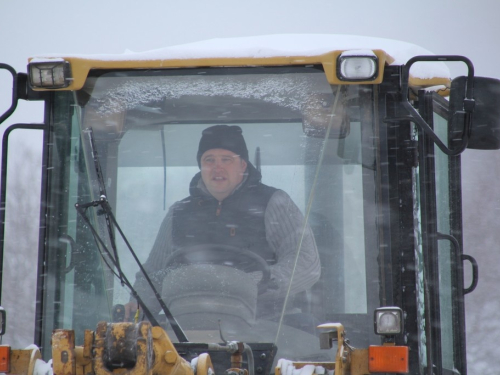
[172,165,278,265]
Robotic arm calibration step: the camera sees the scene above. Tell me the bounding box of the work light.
[337,50,378,81]
[374,307,403,336]
[29,59,71,88]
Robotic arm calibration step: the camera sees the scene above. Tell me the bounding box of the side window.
[433,111,456,370]
[416,92,466,374]
[1,127,43,347]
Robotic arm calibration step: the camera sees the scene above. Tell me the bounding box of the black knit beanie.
[197,125,249,167]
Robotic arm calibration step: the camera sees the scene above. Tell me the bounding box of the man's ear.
[241,159,248,171]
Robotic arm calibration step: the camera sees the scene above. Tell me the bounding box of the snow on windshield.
[92,72,331,116]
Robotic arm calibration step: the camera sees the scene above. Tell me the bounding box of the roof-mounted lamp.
[29,59,71,89]
[337,50,378,81]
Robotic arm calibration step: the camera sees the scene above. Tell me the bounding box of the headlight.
[337,50,378,81]
[374,307,403,336]
[29,59,71,88]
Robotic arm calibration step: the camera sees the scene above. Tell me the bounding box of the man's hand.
[123,301,139,322]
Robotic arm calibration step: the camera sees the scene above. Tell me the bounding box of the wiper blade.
[84,128,123,285]
[79,127,189,342]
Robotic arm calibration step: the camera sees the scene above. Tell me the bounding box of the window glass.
[415,106,459,374]
[433,112,455,370]
[2,129,43,348]
[412,124,428,373]
[44,67,379,363]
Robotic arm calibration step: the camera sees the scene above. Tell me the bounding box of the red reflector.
[369,345,409,373]
[0,346,10,372]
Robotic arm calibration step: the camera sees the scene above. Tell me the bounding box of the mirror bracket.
[463,97,476,113]
[390,55,476,156]
[0,64,19,126]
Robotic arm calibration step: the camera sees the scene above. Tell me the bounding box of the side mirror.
[449,76,500,150]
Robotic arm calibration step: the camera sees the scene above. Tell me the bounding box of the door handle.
[461,254,478,294]
[436,233,478,294]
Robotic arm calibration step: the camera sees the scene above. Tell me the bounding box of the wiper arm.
[84,128,123,285]
[79,127,189,342]
[75,201,159,325]
[75,198,189,342]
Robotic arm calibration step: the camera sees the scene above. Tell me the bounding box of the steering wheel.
[164,244,271,287]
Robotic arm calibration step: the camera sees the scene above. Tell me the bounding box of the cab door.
[416,90,474,375]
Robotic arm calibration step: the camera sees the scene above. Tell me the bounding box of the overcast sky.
[1,0,500,372]
[1,0,499,124]
[2,1,500,73]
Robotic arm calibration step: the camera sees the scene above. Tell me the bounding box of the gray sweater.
[132,180,321,316]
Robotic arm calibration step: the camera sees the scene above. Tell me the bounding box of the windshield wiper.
[77,127,189,343]
[85,128,124,285]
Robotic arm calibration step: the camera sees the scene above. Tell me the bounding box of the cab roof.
[30,34,450,91]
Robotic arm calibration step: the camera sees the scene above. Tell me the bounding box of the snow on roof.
[36,34,450,80]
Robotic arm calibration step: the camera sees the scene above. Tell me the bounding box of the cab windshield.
[43,66,380,363]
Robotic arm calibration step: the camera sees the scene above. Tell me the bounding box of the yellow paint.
[29,49,449,92]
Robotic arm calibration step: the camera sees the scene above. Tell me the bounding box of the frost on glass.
[412,125,428,371]
[91,74,328,116]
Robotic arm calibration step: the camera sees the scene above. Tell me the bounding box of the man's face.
[200,148,248,201]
